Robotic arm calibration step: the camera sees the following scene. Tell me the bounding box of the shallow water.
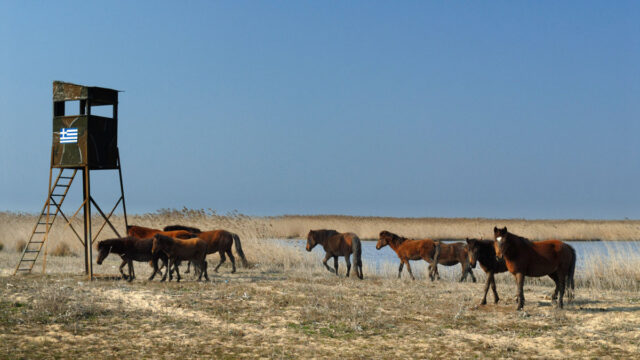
[276,239,640,278]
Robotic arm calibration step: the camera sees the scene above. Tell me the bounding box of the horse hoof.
[480,300,487,306]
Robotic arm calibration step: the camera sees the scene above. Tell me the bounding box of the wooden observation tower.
[13,81,129,278]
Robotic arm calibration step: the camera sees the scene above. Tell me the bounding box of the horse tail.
[566,244,577,302]
[232,233,249,267]
[351,235,363,279]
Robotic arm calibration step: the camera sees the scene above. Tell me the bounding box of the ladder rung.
[37,222,53,225]
[60,176,74,179]
[51,194,65,197]
[20,259,36,262]
[55,183,71,187]
[24,250,40,253]
[29,241,45,244]
[16,268,32,271]
[33,231,47,234]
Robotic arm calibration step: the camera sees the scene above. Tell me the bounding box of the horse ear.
[466,237,470,243]
[494,226,498,232]
[503,226,507,232]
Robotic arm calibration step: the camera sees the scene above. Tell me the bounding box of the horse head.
[377,230,403,250]
[493,226,508,258]
[465,238,479,268]
[306,230,317,252]
[96,240,113,265]
[151,233,170,255]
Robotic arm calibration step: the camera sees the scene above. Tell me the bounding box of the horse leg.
[185,261,191,274]
[333,256,339,276]
[557,273,566,309]
[174,260,181,282]
[405,261,416,280]
[128,259,134,282]
[226,249,236,274]
[345,254,352,278]
[149,258,159,281]
[398,262,404,278]
[159,256,168,282]
[119,259,128,280]
[203,259,209,281]
[322,253,335,273]
[469,265,477,283]
[430,262,440,281]
[490,273,499,304]
[515,273,525,311]
[481,272,492,305]
[459,263,468,282]
[549,273,559,304]
[214,251,226,272]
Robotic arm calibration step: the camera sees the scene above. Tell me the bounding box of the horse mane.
[163,225,202,233]
[507,230,535,246]
[380,231,409,246]
[310,229,339,243]
[96,237,138,253]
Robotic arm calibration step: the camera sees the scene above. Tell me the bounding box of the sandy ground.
[1,252,640,359]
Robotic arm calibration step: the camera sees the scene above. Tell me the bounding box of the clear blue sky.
[1,1,638,219]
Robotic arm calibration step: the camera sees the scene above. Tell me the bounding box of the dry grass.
[1,251,639,359]
[0,207,639,358]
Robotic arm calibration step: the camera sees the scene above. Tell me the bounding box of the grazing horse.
[151,234,209,282]
[163,226,249,274]
[430,241,476,282]
[306,229,363,279]
[466,238,508,304]
[96,236,168,282]
[376,231,439,281]
[494,226,576,310]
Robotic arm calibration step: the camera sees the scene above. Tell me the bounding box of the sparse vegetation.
[49,242,76,257]
[0,209,638,358]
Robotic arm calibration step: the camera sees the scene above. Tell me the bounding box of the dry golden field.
[1,210,640,358]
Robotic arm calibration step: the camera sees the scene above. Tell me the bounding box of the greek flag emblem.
[60,128,78,144]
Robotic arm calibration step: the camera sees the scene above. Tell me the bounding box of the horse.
[126,224,196,240]
[466,238,508,304]
[163,226,249,274]
[196,230,249,273]
[151,234,209,282]
[96,236,168,282]
[430,241,477,282]
[306,229,363,279]
[376,231,439,281]
[494,226,576,310]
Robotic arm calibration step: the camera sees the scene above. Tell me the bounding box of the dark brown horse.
[163,226,248,274]
[494,227,576,310]
[306,229,363,279]
[376,231,439,281]
[151,234,209,282]
[431,241,476,282]
[96,236,168,282]
[466,238,508,304]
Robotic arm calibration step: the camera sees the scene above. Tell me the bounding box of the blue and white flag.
[60,128,78,144]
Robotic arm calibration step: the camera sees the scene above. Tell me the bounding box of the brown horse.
[376,231,439,281]
[494,227,576,310]
[163,226,248,274]
[431,241,476,282]
[151,234,209,282]
[466,238,508,304]
[96,236,168,282]
[306,229,363,279]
